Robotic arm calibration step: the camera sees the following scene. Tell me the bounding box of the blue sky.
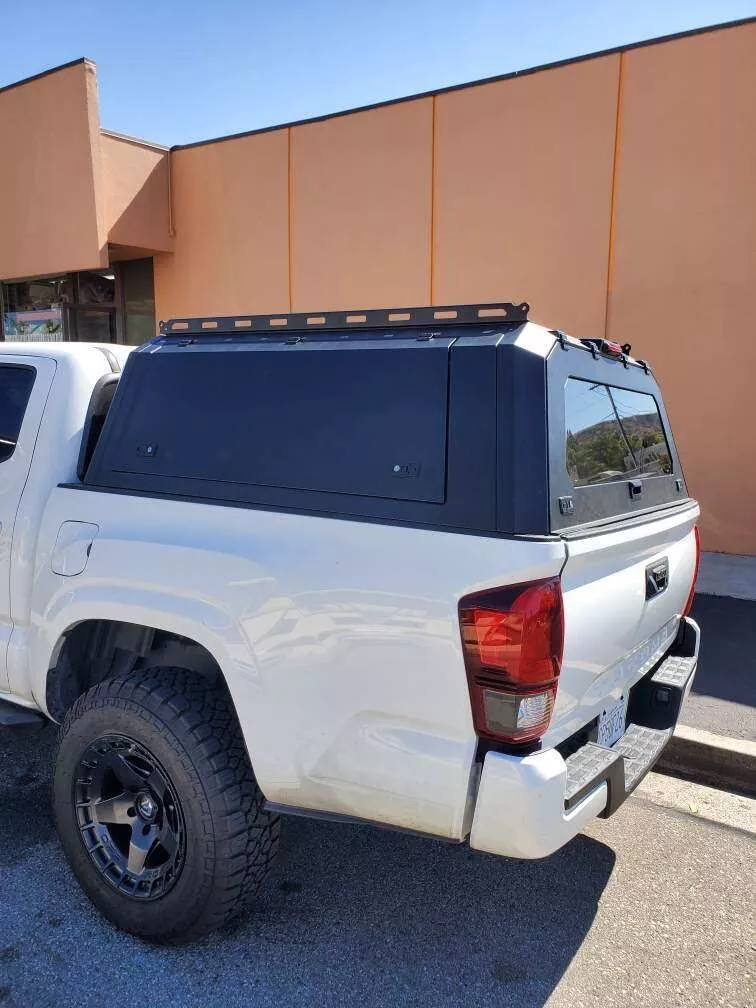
[1,0,754,146]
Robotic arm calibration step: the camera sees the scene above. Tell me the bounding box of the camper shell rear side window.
[565,379,672,487]
[547,344,687,532]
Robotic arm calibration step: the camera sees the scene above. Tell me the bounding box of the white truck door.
[0,356,56,691]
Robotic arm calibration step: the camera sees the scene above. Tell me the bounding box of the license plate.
[597,695,627,748]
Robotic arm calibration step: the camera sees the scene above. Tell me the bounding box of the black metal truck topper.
[83,299,687,538]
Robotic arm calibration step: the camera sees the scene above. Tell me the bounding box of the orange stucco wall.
[101,132,173,253]
[291,99,433,311]
[607,23,756,555]
[434,54,619,336]
[2,24,753,553]
[152,20,756,554]
[0,60,107,279]
[0,62,176,281]
[153,129,289,318]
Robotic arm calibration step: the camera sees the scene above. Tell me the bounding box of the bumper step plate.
[564,723,672,817]
[563,636,696,818]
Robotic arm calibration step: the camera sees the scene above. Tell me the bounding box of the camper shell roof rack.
[159,301,530,337]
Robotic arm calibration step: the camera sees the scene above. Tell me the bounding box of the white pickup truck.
[0,302,700,942]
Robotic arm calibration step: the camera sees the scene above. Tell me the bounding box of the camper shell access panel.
[83,304,690,536]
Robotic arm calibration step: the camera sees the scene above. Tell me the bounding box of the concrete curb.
[657,724,756,796]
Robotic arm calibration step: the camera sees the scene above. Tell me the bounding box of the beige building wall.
[153,130,290,318]
[0,61,177,282]
[434,54,619,337]
[608,23,756,555]
[290,99,433,311]
[153,20,756,554]
[0,60,107,280]
[3,25,749,552]
[101,132,173,253]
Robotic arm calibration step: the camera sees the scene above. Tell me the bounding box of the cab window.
[0,366,36,463]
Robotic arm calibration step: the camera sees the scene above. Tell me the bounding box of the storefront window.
[77,271,115,306]
[1,262,154,344]
[1,276,72,340]
[75,309,117,343]
[119,258,156,345]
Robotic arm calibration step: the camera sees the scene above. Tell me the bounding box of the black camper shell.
[81,302,690,537]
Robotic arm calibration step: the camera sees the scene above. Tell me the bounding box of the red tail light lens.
[459,578,564,744]
[683,526,700,617]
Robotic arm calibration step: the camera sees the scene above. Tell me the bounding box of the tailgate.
[544,502,699,746]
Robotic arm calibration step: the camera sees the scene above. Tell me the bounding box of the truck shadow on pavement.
[689,596,756,709]
[0,723,615,1008]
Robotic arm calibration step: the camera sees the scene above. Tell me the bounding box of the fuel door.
[51,522,99,576]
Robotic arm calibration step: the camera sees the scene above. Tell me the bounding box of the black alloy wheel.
[74,735,185,900]
[54,668,280,942]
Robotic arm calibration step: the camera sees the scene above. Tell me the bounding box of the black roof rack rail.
[159,301,530,336]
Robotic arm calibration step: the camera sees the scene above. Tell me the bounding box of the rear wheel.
[53,668,279,943]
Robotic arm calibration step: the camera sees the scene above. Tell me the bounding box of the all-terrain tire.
[53,667,279,943]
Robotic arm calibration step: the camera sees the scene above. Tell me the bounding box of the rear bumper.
[469,616,699,860]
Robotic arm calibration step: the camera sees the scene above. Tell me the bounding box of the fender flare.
[31,584,263,766]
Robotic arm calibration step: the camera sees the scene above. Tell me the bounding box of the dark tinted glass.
[0,366,35,463]
[120,257,156,345]
[565,378,672,487]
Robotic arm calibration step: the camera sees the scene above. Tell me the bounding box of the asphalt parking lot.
[683,595,756,740]
[1,722,754,1008]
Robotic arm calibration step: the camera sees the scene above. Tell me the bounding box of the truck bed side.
[28,485,566,840]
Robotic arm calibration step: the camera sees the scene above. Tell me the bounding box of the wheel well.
[46,620,223,720]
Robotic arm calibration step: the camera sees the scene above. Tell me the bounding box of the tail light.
[459,578,564,745]
[682,526,700,617]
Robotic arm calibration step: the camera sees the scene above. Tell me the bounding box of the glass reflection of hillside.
[565,381,672,486]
